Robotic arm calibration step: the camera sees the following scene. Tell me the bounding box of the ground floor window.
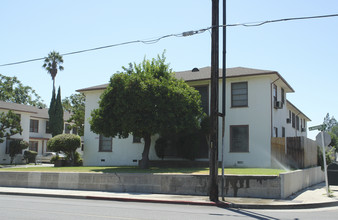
[29,141,38,152]
[230,125,249,152]
[5,138,23,154]
[99,135,112,152]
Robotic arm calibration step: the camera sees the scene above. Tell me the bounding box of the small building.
[77,67,311,167]
[0,101,76,164]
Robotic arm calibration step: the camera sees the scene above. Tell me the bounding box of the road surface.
[0,194,337,220]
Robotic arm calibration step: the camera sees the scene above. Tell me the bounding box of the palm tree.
[42,51,64,90]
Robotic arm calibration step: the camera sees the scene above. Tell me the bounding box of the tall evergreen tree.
[48,87,64,137]
[48,88,56,136]
[54,87,64,136]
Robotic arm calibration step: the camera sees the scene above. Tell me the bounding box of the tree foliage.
[0,110,22,143]
[47,134,81,165]
[62,93,85,136]
[323,113,337,131]
[9,140,28,164]
[42,51,64,90]
[323,113,338,152]
[48,87,64,137]
[90,54,203,168]
[0,73,46,108]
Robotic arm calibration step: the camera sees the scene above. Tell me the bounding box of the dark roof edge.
[287,99,311,121]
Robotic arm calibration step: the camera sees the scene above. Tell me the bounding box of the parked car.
[36,152,65,163]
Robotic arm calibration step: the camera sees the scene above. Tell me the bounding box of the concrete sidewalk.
[0,182,337,209]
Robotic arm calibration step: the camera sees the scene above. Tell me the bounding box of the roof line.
[286,99,311,121]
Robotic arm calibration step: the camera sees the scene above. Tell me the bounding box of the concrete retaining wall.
[0,166,324,199]
[280,166,324,198]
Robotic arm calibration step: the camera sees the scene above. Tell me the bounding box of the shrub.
[23,150,37,164]
[318,146,336,170]
[47,134,81,166]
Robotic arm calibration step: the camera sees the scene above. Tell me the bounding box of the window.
[46,121,51,134]
[30,119,39,133]
[29,141,38,152]
[6,138,22,154]
[281,88,285,103]
[99,134,112,152]
[72,127,78,135]
[194,85,209,115]
[133,136,141,143]
[274,127,278,137]
[231,82,248,107]
[65,124,71,134]
[292,112,296,128]
[273,84,277,102]
[282,127,286,137]
[230,125,249,152]
[296,116,300,131]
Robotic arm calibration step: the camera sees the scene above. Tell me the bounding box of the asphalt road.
[0,194,338,220]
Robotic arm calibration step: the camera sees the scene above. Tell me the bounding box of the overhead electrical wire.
[1,13,337,67]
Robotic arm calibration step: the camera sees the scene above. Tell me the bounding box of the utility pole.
[221,0,226,201]
[209,0,219,202]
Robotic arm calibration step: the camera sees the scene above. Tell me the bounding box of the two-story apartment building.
[77,67,310,168]
[0,101,76,164]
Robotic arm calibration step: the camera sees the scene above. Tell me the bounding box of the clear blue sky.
[1,0,338,139]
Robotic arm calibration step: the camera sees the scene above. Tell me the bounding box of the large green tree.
[62,93,85,136]
[42,51,64,90]
[48,87,64,137]
[0,110,22,143]
[0,74,46,108]
[90,54,203,168]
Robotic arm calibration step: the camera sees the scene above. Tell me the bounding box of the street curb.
[1,191,337,209]
[0,191,230,207]
[229,201,338,209]
[86,195,227,207]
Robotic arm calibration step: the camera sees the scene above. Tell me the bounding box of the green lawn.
[0,166,287,175]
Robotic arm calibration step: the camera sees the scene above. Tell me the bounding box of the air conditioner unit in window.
[286,118,291,124]
[274,101,283,109]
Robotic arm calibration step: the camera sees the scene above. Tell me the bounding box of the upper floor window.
[99,134,112,152]
[273,84,277,102]
[46,121,51,134]
[194,85,209,115]
[292,112,296,128]
[296,116,300,131]
[281,88,285,103]
[230,125,249,152]
[231,82,248,107]
[30,119,39,133]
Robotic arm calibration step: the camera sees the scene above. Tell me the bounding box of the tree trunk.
[139,134,151,169]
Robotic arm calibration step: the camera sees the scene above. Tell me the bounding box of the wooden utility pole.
[209,0,219,202]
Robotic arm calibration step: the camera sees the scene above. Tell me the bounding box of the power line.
[1,13,337,67]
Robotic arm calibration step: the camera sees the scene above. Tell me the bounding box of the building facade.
[77,67,310,167]
[0,101,76,164]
